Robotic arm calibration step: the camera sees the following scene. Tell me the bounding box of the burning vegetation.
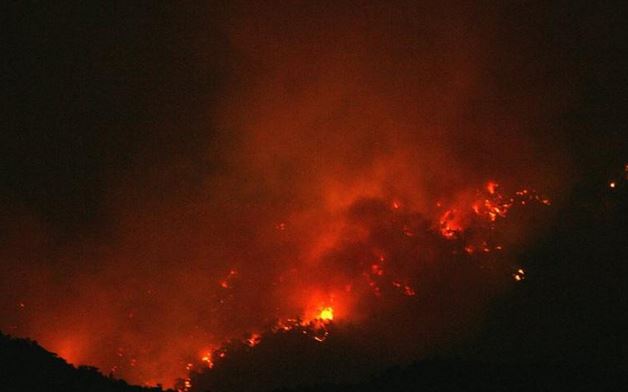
[167,180,553,391]
[3,1,625,389]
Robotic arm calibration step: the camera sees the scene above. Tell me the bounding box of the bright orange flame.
[318,307,334,321]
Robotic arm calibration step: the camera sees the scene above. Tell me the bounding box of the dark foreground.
[2,332,626,392]
[0,332,167,392]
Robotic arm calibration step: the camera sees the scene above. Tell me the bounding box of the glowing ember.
[245,333,262,347]
[403,285,416,296]
[486,181,498,195]
[371,263,384,276]
[513,268,526,282]
[219,269,238,289]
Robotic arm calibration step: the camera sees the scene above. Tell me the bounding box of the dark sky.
[2,2,626,235]
[3,2,230,235]
[2,1,626,387]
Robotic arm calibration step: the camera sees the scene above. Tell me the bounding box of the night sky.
[2,1,626,389]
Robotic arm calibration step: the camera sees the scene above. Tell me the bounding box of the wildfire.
[35,177,553,387]
[191,179,550,365]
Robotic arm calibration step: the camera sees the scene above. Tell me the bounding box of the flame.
[318,307,334,321]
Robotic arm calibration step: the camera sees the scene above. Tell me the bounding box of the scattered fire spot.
[403,285,416,296]
[200,350,214,368]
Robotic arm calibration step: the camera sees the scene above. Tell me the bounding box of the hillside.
[0,332,167,392]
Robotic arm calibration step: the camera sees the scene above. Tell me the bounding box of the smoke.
[1,1,581,387]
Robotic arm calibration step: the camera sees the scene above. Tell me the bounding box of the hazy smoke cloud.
[1,1,586,386]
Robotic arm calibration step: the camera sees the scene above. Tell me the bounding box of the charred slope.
[0,332,167,392]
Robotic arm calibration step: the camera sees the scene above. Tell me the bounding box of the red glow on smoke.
[0,2,572,387]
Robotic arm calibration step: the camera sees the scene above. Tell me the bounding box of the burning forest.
[2,1,626,391]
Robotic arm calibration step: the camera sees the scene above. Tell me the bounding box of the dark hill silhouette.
[189,170,627,392]
[0,332,168,392]
[188,322,626,392]
[274,359,626,392]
